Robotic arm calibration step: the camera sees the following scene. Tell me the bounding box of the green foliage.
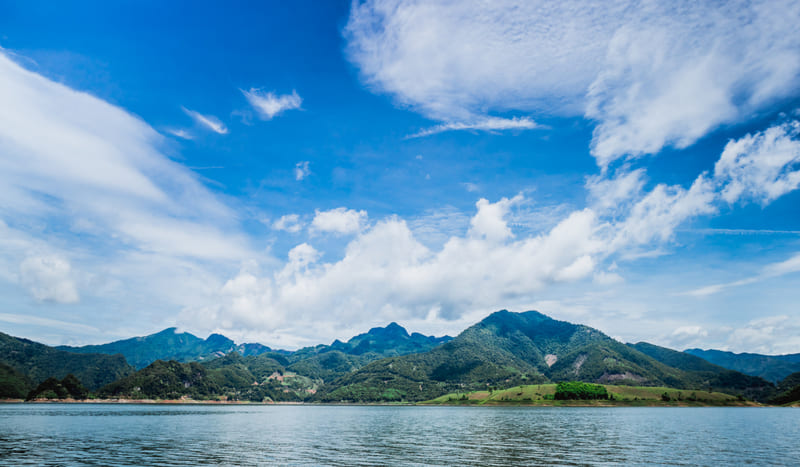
[287,351,366,383]
[98,360,223,400]
[26,374,89,400]
[777,371,800,393]
[0,362,32,399]
[769,373,800,405]
[554,381,609,400]
[0,331,134,390]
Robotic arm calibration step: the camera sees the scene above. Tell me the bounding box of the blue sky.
[1,0,800,353]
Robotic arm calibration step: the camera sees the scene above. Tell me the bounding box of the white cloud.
[726,315,800,354]
[715,120,800,205]
[294,161,311,181]
[469,195,522,243]
[165,128,193,140]
[586,168,646,215]
[182,106,228,134]
[408,116,539,138]
[609,174,717,250]
[0,50,254,339]
[311,207,368,235]
[186,114,800,345]
[242,88,302,120]
[19,255,79,304]
[345,0,800,166]
[272,214,303,233]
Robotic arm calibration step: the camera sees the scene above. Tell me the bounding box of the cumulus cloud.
[715,120,800,205]
[345,0,800,166]
[19,256,79,304]
[182,106,228,134]
[311,208,368,235]
[272,214,303,233]
[469,195,522,242]
[294,161,311,181]
[242,88,302,120]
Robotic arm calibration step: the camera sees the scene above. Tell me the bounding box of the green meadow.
[421,384,753,407]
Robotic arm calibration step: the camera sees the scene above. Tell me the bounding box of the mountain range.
[684,348,800,383]
[1,309,798,405]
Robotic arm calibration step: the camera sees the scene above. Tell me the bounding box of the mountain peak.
[365,322,410,339]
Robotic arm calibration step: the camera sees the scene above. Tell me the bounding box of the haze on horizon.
[1,0,799,354]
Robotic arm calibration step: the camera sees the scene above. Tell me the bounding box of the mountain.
[629,342,776,402]
[58,328,277,369]
[319,310,774,403]
[290,322,451,360]
[95,323,454,401]
[0,331,134,390]
[684,348,800,383]
[280,322,452,384]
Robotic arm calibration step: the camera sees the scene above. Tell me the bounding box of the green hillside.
[98,352,315,402]
[318,310,774,403]
[0,331,134,390]
[0,362,33,399]
[630,342,776,401]
[423,383,747,406]
[770,371,800,405]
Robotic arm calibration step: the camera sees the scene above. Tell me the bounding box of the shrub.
[554,382,608,400]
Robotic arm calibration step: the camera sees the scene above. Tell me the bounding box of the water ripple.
[0,405,797,466]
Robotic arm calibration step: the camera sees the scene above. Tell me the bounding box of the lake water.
[0,404,797,466]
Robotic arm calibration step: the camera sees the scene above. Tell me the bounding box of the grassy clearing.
[420,384,754,406]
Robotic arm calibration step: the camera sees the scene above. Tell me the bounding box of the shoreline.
[0,398,779,407]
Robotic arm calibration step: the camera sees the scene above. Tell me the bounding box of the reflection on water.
[0,404,798,466]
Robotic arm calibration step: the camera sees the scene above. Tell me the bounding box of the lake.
[0,404,797,465]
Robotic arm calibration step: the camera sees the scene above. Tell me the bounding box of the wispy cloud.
[407,116,539,138]
[0,51,252,340]
[182,106,228,134]
[242,88,302,120]
[346,0,800,166]
[684,252,800,297]
[165,128,193,140]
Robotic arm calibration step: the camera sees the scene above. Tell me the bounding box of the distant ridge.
[58,328,278,369]
[684,348,800,383]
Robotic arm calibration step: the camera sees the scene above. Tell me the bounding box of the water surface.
[1,404,797,465]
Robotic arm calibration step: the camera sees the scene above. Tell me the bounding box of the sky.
[1,0,800,354]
